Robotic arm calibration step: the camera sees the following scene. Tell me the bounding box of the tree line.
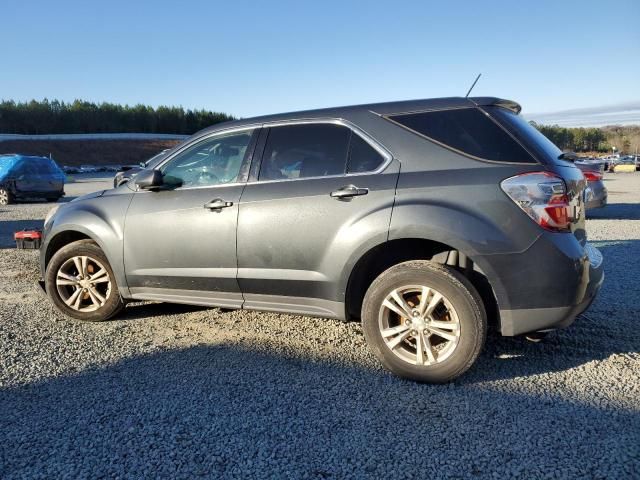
[530,122,609,152]
[0,99,235,135]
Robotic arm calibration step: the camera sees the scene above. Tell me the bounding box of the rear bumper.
[499,242,604,336]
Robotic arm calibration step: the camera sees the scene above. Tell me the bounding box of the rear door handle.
[330,185,369,199]
[204,198,234,210]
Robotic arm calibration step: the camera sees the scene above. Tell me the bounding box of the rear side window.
[259,124,350,181]
[347,134,385,173]
[388,108,536,163]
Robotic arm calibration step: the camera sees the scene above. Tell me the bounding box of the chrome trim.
[145,118,394,190]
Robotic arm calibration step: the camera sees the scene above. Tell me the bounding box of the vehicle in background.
[112,149,170,188]
[612,157,636,173]
[582,169,607,210]
[561,154,608,210]
[0,154,65,205]
[40,96,604,383]
[575,157,605,173]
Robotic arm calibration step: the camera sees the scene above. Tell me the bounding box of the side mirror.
[135,169,163,190]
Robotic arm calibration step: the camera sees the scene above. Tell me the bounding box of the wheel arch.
[344,237,503,331]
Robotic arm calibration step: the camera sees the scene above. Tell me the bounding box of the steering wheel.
[196,168,219,185]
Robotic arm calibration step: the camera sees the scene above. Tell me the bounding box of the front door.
[123,128,257,308]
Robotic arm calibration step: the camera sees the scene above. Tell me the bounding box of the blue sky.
[2,0,639,123]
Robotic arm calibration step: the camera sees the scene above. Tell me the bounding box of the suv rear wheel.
[45,240,124,321]
[362,260,486,383]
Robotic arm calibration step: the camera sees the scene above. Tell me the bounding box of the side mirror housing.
[135,169,163,190]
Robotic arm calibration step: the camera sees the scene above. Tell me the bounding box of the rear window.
[485,106,561,164]
[388,107,536,163]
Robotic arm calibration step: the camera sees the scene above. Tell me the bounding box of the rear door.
[236,121,398,317]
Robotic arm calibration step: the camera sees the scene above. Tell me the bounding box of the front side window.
[388,108,536,163]
[259,124,350,181]
[161,130,253,188]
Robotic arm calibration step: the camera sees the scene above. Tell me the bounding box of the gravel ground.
[0,173,639,479]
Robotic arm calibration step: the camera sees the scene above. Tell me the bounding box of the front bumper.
[499,242,604,336]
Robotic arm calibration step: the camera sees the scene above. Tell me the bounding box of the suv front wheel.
[45,240,124,321]
[362,260,486,383]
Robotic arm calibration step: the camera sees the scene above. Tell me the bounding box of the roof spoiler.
[469,97,522,114]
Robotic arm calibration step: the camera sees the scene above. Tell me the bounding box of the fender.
[41,191,134,297]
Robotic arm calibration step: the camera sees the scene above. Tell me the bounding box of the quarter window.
[389,108,535,163]
[347,133,385,173]
[161,130,254,188]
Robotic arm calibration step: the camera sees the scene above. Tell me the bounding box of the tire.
[46,197,60,203]
[45,239,124,321]
[362,260,486,383]
[0,188,14,205]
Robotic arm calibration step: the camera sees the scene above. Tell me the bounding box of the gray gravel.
[1,173,639,479]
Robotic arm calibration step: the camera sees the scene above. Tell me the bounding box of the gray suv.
[40,97,604,383]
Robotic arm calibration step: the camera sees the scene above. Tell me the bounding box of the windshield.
[485,106,562,164]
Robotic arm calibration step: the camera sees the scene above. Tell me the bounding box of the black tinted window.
[485,106,560,164]
[389,108,535,163]
[347,134,385,173]
[259,124,350,181]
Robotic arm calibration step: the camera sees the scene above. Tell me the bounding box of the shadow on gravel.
[0,343,637,479]
[0,219,45,249]
[588,203,640,220]
[118,302,211,320]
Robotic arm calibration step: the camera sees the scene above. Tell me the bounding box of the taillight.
[500,172,571,233]
[582,171,602,182]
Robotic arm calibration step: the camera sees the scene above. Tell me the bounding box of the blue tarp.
[0,154,65,182]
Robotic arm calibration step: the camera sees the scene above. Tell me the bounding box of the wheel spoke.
[389,289,414,318]
[89,287,106,305]
[86,288,102,307]
[428,327,457,342]
[424,291,443,316]
[72,257,82,276]
[429,320,458,331]
[417,286,431,316]
[57,271,77,282]
[381,324,410,338]
[64,288,81,307]
[56,279,77,286]
[89,268,109,284]
[73,291,83,310]
[424,335,437,364]
[81,256,89,277]
[415,331,425,365]
[387,330,412,350]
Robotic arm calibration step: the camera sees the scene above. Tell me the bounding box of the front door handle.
[330,185,369,199]
[204,198,234,210]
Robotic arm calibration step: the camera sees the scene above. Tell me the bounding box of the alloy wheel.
[55,255,112,312]
[378,285,461,366]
